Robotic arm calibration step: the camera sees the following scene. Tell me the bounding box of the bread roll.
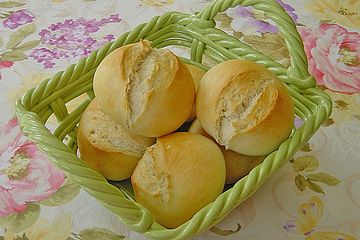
[77,99,155,181]
[189,119,265,184]
[131,132,226,228]
[196,59,294,156]
[185,63,206,122]
[93,40,195,137]
[186,64,205,90]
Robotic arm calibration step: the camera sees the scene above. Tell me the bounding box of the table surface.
[0,0,359,239]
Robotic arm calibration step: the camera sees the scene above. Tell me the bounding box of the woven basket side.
[16,11,194,234]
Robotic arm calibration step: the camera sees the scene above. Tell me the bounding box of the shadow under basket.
[15,0,332,239]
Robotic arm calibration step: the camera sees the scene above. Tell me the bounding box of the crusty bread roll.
[93,40,195,137]
[185,64,206,122]
[196,59,294,156]
[77,99,155,181]
[186,64,205,90]
[189,119,264,184]
[131,132,226,228]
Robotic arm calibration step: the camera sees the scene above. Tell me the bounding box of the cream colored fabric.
[0,1,359,239]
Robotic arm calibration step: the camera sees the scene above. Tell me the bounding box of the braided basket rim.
[15,0,332,239]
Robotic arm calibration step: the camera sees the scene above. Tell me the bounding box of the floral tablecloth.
[0,0,359,239]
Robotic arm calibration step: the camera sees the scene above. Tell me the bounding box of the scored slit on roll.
[196,59,294,156]
[124,41,176,127]
[77,100,155,181]
[216,76,277,148]
[136,144,170,205]
[94,39,194,137]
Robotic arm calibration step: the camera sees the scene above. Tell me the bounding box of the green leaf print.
[6,23,36,49]
[306,179,325,195]
[300,142,312,152]
[295,174,307,191]
[13,40,40,52]
[0,12,11,19]
[78,228,125,240]
[233,31,244,39]
[1,50,27,61]
[0,36,3,47]
[40,178,80,206]
[214,13,233,31]
[319,19,336,24]
[307,172,340,186]
[14,233,30,240]
[292,156,340,194]
[334,100,349,111]
[0,1,25,8]
[210,223,241,236]
[242,33,290,66]
[292,155,319,173]
[322,118,335,127]
[0,203,40,233]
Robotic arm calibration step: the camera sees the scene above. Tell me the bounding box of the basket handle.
[197,0,315,90]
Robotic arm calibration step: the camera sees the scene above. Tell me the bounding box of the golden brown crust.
[227,79,294,155]
[93,40,195,137]
[185,64,206,122]
[189,119,265,184]
[93,46,128,128]
[77,125,139,181]
[131,132,226,228]
[196,59,294,156]
[77,100,154,181]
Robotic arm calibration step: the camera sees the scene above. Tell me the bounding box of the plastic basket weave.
[16,0,332,239]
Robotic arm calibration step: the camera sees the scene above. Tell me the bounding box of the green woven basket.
[16,0,332,239]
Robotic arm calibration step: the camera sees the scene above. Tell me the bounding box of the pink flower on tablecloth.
[30,15,121,68]
[299,23,360,94]
[0,118,65,217]
[0,61,14,80]
[2,10,35,29]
